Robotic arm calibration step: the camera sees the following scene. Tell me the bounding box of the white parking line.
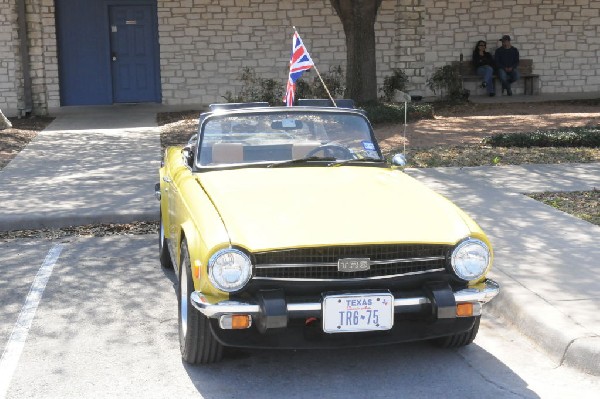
[0,244,64,399]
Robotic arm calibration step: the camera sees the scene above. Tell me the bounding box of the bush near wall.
[483,127,600,148]
[360,102,434,125]
[222,67,435,125]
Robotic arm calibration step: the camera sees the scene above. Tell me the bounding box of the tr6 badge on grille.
[338,258,371,272]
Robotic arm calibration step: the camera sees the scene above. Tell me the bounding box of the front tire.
[433,316,480,348]
[158,210,173,269]
[178,240,223,364]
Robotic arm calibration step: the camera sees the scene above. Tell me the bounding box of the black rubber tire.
[178,240,224,364]
[158,210,173,269]
[432,316,481,348]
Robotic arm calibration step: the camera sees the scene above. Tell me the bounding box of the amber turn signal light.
[219,314,252,329]
[193,260,201,278]
[456,303,473,317]
[231,315,251,329]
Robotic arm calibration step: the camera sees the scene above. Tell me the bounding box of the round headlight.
[208,249,252,292]
[451,239,490,281]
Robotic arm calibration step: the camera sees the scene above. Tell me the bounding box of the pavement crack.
[558,338,577,368]
[453,349,534,399]
[454,349,537,399]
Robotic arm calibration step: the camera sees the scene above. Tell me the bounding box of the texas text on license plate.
[322,292,394,333]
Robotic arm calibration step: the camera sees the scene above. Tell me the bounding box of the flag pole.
[293,27,337,107]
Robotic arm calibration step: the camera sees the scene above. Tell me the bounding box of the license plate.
[322,292,394,333]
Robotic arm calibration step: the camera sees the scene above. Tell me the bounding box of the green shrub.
[223,67,284,105]
[294,79,312,101]
[296,65,346,100]
[257,78,284,105]
[380,69,409,102]
[482,127,600,148]
[360,102,434,125]
[313,65,345,99]
[224,66,346,105]
[426,64,469,103]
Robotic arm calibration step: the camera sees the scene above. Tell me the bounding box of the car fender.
[180,220,231,300]
[450,206,494,285]
[164,149,232,301]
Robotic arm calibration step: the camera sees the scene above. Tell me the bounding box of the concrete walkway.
[0,104,163,231]
[0,102,598,376]
[405,164,600,376]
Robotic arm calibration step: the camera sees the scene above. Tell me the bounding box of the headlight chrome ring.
[208,248,253,292]
[451,238,490,281]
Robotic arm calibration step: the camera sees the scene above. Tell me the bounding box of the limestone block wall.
[159,0,334,105]
[392,0,426,94]
[1,0,599,113]
[0,0,19,115]
[0,0,58,116]
[157,0,399,105]
[416,0,600,95]
[27,0,60,114]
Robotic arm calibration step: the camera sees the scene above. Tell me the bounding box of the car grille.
[252,244,451,281]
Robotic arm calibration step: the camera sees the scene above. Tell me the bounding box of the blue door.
[109,5,161,103]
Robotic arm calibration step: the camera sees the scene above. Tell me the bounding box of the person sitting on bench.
[495,35,520,96]
[472,40,496,97]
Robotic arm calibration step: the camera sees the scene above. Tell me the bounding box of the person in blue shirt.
[494,35,520,96]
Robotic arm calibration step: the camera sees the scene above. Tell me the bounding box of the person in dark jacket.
[472,40,496,97]
[494,35,520,96]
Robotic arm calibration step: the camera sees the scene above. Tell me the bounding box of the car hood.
[197,167,479,252]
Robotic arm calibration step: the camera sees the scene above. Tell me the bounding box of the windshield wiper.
[267,156,336,168]
[328,157,385,167]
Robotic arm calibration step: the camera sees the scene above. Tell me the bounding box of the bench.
[453,59,540,95]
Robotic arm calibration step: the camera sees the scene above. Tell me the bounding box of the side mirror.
[391,153,407,167]
[182,147,194,167]
[187,133,198,145]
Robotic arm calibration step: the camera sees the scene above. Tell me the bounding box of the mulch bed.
[0,116,54,169]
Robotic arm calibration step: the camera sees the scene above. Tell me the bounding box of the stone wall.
[0,0,599,114]
[391,0,426,94]
[26,0,59,114]
[158,0,392,105]
[0,0,58,116]
[154,0,600,101]
[417,0,600,94]
[157,0,405,105]
[0,0,19,115]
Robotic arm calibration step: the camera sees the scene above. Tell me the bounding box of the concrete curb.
[487,269,600,376]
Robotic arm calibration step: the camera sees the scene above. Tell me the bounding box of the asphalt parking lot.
[1,235,182,397]
[2,235,599,398]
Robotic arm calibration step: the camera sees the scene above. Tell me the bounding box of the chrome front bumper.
[191,279,500,319]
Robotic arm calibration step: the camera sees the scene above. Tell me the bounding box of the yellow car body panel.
[161,147,232,297]
[197,166,488,251]
[161,148,493,301]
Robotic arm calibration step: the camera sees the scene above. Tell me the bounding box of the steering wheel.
[305,143,354,160]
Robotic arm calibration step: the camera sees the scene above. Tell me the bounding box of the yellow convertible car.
[156,101,499,364]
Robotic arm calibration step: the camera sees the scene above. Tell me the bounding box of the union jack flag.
[285,31,315,106]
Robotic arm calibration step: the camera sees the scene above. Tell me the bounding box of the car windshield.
[196,110,383,167]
